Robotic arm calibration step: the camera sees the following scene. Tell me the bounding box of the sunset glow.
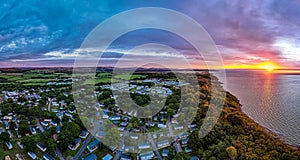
[1,1,300,70]
[224,62,283,71]
[256,62,279,71]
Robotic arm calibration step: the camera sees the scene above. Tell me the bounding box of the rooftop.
[102,154,113,160]
[88,139,100,149]
[83,153,97,160]
[43,153,54,160]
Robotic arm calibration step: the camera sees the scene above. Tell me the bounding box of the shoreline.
[223,70,300,151]
[239,103,299,150]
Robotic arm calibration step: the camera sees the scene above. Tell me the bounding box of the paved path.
[73,134,94,160]
[113,131,128,160]
[56,147,65,160]
[112,139,123,160]
[48,99,53,112]
[167,116,183,154]
[73,118,100,160]
[147,133,163,160]
[113,152,120,160]
[173,141,182,153]
[113,147,121,160]
[35,118,45,132]
[36,118,65,160]
[167,117,174,138]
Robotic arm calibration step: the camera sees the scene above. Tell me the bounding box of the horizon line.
[0,66,300,71]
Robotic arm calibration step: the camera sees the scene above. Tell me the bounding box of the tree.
[227,113,244,126]
[167,107,175,116]
[65,99,72,106]
[97,90,112,101]
[58,131,73,151]
[135,96,144,106]
[80,116,90,128]
[39,98,47,106]
[73,115,85,130]
[18,121,30,136]
[173,152,190,160]
[62,115,69,122]
[0,132,10,143]
[39,132,56,152]
[46,138,57,152]
[21,136,36,151]
[129,117,139,128]
[18,96,27,103]
[48,126,56,135]
[58,122,80,151]
[48,91,55,99]
[226,146,237,160]
[56,93,66,102]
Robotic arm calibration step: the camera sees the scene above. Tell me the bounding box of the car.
[53,151,58,157]
[36,127,42,133]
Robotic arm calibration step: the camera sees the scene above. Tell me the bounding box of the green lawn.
[0,75,24,81]
[91,146,113,159]
[0,130,59,160]
[0,72,71,86]
[0,140,40,160]
[23,73,58,79]
[23,83,47,86]
[19,79,57,83]
[113,74,146,80]
[97,72,112,77]
[83,78,122,85]
[0,82,12,85]
[62,144,82,158]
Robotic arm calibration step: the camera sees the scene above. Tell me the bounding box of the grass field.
[97,72,112,77]
[0,134,50,160]
[23,83,47,86]
[83,74,146,85]
[83,78,121,85]
[19,79,58,83]
[84,144,113,159]
[0,75,24,81]
[0,72,69,86]
[0,72,146,87]
[62,144,82,158]
[113,74,146,80]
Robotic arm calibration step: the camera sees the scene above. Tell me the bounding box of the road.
[113,130,128,160]
[56,147,65,160]
[73,117,101,160]
[112,144,121,160]
[167,117,174,138]
[173,142,182,153]
[112,139,123,160]
[36,118,45,132]
[72,133,94,160]
[167,117,182,154]
[36,118,65,160]
[113,151,120,160]
[147,133,163,160]
[48,99,53,112]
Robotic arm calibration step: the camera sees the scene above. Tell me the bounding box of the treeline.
[187,77,300,160]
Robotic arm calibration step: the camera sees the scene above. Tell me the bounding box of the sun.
[257,62,278,71]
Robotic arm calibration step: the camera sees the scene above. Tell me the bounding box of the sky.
[0,0,300,69]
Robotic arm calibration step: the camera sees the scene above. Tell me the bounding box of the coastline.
[238,99,299,150]
[260,126,299,150]
[223,69,300,152]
